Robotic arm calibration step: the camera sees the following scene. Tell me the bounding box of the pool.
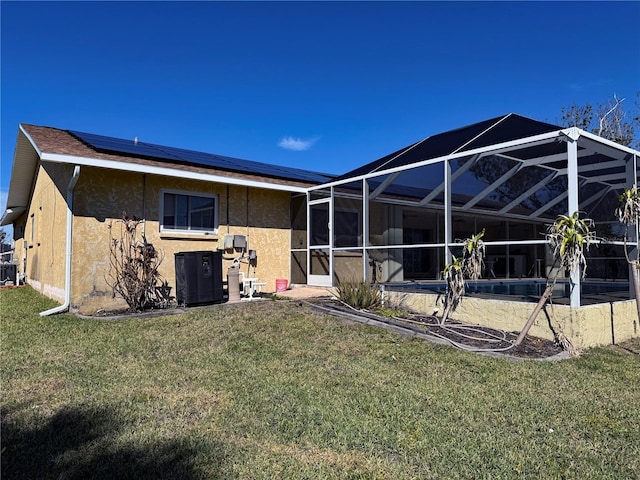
[386,280,629,300]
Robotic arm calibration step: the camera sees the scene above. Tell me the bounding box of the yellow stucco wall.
[385,290,638,349]
[16,163,74,301]
[333,251,365,284]
[23,165,293,313]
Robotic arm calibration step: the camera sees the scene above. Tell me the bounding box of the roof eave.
[1,125,42,226]
[0,207,27,226]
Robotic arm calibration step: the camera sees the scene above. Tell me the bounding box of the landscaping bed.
[308,299,566,360]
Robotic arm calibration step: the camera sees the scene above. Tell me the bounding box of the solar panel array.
[68,130,334,184]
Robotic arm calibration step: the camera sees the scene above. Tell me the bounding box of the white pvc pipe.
[40,165,81,316]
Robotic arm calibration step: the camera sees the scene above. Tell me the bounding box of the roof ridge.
[449,113,511,155]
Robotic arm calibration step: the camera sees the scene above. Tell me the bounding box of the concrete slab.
[275,285,335,299]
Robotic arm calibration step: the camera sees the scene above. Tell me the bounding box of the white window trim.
[160,189,219,235]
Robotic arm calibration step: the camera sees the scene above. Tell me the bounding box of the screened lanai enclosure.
[290,114,640,307]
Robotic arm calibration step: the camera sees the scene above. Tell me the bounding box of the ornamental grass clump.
[335,280,382,310]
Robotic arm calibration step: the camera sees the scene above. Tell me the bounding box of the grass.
[1,287,639,479]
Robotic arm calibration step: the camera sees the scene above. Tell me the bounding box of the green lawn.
[1,287,639,479]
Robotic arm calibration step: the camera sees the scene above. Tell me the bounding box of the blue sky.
[2,1,639,239]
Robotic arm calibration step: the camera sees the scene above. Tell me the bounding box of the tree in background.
[466,94,638,214]
[561,93,638,147]
[562,95,640,318]
[0,228,11,262]
[560,103,594,131]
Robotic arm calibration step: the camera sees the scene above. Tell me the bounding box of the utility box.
[0,264,16,284]
[174,251,223,306]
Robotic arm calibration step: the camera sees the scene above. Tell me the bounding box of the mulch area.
[310,299,566,360]
[408,314,565,359]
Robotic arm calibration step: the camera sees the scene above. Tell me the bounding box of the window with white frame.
[161,190,218,234]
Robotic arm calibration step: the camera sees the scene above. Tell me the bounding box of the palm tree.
[514,212,596,348]
[615,187,640,320]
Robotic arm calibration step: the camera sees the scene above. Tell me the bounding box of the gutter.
[40,165,81,316]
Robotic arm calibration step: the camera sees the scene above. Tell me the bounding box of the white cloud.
[278,136,318,151]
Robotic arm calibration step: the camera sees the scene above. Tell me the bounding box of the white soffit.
[1,128,40,225]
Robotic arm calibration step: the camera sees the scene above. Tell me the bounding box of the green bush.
[335,280,381,310]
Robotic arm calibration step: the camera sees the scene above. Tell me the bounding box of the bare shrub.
[106,212,169,311]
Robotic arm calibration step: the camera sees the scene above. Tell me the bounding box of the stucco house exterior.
[2,115,639,346]
[1,124,332,314]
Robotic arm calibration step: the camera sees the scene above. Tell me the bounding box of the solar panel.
[68,130,333,184]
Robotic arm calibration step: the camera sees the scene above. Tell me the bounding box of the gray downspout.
[40,165,81,316]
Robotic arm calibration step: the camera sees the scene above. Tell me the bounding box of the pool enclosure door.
[308,197,333,287]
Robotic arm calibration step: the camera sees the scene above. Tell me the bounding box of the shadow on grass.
[1,404,230,479]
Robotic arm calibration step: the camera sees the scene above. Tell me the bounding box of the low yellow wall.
[385,290,638,350]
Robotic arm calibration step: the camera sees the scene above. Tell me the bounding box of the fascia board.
[19,124,43,157]
[39,152,309,193]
